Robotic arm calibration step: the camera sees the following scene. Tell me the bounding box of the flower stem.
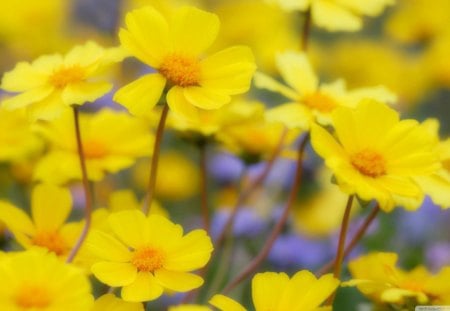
[66,106,93,263]
[222,133,310,294]
[199,141,210,233]
[143,104,169,215]
[301,8,312,51]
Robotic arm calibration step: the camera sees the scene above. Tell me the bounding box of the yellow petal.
[26,90,69,121]
[253,72,298,101]
[276,51,318,95]
[0,201,35,236]
[209,294,246,311]
[1,62,46,92]
[166,86,199,122]
[114,73,166,116]
[184,87,230,110]
[121,272,164,302]
[312,0,361,32]
[86,229,132,262]
[120,7,170,67]
[92,261,137,287]
[31,184,72,232]
[171,6,219,55]
[415,174,450,209]
[1,87,53,110]
[252,272,289,311]
[33,151,81,184]
[154,269,203,291]
[336,0,394,16]
[108,209,149,249]
[62,81,112,106]
[92,294,144,311]
[64,41,104,68]
[266,103,311,130]
[310,123,348,161]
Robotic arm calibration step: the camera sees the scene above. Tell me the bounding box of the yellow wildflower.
[255,51,396,129]
[0,250,93,310]
[0,184,83,260]
[33,108,153,184]
[343,252,450,306]
[210,270,339,311]
[310,100,441,211]
[0,41,125,121]
[92,294,144,311]
[87,209,213,302]
[114,6,256,120]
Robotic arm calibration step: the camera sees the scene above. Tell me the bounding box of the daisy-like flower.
[0,41,125,121]
[0,250,93,310]
[266,0,394,32]
[86,209,213,302]
[92,294,143,311]
[210,270,339,311]
[310,100,441,211]
[0,184,83,260]
[114,5,256,120]
[343,252,450,306]
[33,108,154,184]
[254,51,396,129]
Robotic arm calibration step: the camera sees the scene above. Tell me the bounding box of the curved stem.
[143,104,169,215]
[301,8,312,51]
[199,142,210,233]
[316,203,380,276]
[222,133,310,294]
[66,107,93,263]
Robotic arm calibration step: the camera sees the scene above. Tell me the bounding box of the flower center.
[131,247,165,272]
[303,92,337,113]
[31,231,68,256]
[159,54,200,87]
[82,139,108,159]
[400,280,424,292]
[350,149,387,178]
[15,284,51,308]
[49,65,85,89]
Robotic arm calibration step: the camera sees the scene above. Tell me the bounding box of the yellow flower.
[92,294,144,311]
[33,108,154,184]
[114,6,256,120]
[266,0,394,32]
[255,51,396,129]
[310,99,440,211]
[0,250,93,310]
[343,252,450,306]
[0,184,83,260]
[210,270,339,311]
[0,41,125,121]
[86,209,213,302]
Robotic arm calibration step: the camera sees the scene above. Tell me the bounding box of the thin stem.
[301,8,312,51]
[143,104,169,215]
[316,203,380,276]
[222,133,310,294]
[199,142,210,233]
[215,127,288,247]
[325,195,354,306]
[66,107,93,263]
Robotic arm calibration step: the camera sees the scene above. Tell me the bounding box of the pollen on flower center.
[159,54,200,87]
[304,92,337,113]
[131,246,165,272]
[49,65,85,89]
[350,149,387,178]
[82,139,108,159]
[32,231,67,256]
[15,284,51,308]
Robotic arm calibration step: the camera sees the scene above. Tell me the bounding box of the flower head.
[86,209,213,302]
[114,6,256,120]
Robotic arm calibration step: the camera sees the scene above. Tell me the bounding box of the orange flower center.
[350,149,387,178]
[82,139,108,159]
[131,247,165,272]
[15,284,51,308]
[32,231,68,256]
[303,92,337,113]
[400,280,424,292]
[159,54,200,87]
[49,65,85,89]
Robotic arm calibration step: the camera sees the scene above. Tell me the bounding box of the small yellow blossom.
[310,100,441,211]
[0,250,93,310]
[33,108,154,184]
[114,5,256,120]
[92,294,144,311]
[87,209,213,302]
[210,270,339,311]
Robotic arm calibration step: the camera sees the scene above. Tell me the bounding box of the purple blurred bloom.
[208,153,244,184]
[426,242,450,272]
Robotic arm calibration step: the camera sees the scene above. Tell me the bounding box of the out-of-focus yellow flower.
[114,6,256,120]
[33,109,153,184]
[87,209,213,302]
[344,252,450,306]
[311,100,440,211]
[210,270,339,311]
[1,41,125,121]
[0,184,83,260]
[0,250,93,310]
[133,152,199,201]
[92,294,144,311]
[423,32,450,87]
[255,51,396,129]
[0,107,43,162]
[266,0,394,32]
